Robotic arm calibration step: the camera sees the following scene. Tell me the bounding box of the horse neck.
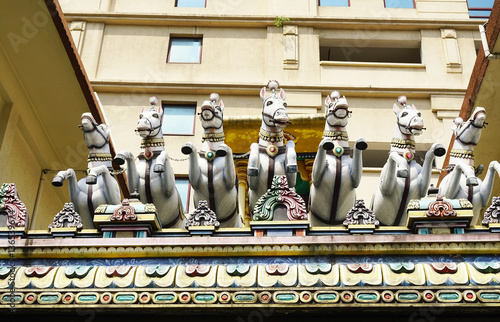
[259,123,284,147]
[87,141,112,170]
[324,123,349,148]
[141,132,165,154]
[449,138,475,166]
[391,126,415,154]
[201,126,225,151]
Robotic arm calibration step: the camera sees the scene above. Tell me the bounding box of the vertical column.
[283,25,299,70]
[235,160,250,226]
[441,29,462,73]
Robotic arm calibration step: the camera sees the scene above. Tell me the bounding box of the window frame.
[467,0,493,19]
[161,103,197,136]
[167,37,203,64]
[318,0,350,7]
[175,0,207,8]
[384,0,416,9]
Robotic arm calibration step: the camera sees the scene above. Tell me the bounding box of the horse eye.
[402,112,408,117]
[266,100,273,106]
[139,114,143,119]
[417,112,421,117]
[283,103,287,107]
[153,113,159,118]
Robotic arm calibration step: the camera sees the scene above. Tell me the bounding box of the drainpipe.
[479,23,499,60]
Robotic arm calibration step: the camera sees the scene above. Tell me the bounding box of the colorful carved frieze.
[257,264,298,287]
[424,263,469,286]
[135,265,176,288]
[95,265,136,288]
[15,266,58,289]
[176,265,217,288]
[298,263,339,287]
[54,266,97,288]
[340,263,383,286]
[217,264,257,288]
[382,263,426,286]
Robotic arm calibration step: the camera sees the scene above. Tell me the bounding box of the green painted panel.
[40,295,59,302]
[275,293,296,301]
[357,293,378,301]
[2,295,21,302]
[438,293,460,301]
[155,294,175,301]
[234,294,255,301]
[195,294,215,302]
[115,294,136,302]
[317,293,337,301]
[398,293,419,301]
[480,293,500,300]
[78,294,98,302]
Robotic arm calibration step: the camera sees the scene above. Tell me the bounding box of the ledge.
[320,61,426,69]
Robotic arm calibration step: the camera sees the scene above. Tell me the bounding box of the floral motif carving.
[111,199,137,221]
[305,263,332,275]
[145,265,170,278]
[226,264,250,277]
[430,263,458,274]
[105,266,133,277]
[65,266,93,279]
[253,175,307,221]
[482,196,500,225]
[388,262,415,273]
[407,199,420,210]
[265,264,289,275]
[25,266,54,278]
[471,261,500,273]
[48,203,83,230]
[343,200,379,226]
[427,195,456,217]
[0,183,28,228]
[185,265,211,277]
[346,264,373,273]
[185,200,220,228]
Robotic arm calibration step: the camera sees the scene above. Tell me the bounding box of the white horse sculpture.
[247,80,297,215]
[114,97,184,228]
[309,91,367,226]
[181,93,240,227]
[52,113,121,228]
[372,96,445,226]
[439,106,500,225]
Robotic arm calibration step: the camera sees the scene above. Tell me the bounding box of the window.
[167,37,202,63]
[384,0,415,8]
[319,0,349,6]
[175,0,206,8]
[176,178,191,213]
[467,0,494,18]
[320,44,421,64]
[162,104,196,135]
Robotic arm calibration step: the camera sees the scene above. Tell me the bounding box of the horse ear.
[393,103,400,115]
[219,100,224,112]
[141,106,146,113]
[325,95,331,107]
[279,88,286,100]
[157,104,164,125]
[260,87,267,101]
[99,124,110,134]
[452,117,463,131]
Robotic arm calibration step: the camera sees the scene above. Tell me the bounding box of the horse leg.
[216,144,237,191]
[417,143,445,198]
[180,142,201,189]
[114,150,140,194]
[350,138,368,188]
[247,143,260,190]
[153,151,177,196]
[479,161,500,207]
[312,138,332,187]
[86,165,121,205]
[285,140,297,188]
[379,152,404,195]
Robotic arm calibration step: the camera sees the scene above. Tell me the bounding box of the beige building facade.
[57,0,483,224]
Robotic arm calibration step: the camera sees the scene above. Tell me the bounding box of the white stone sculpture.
[114,97,184,228]
[309,91,367,226]
[439,106,500,225]
[247,80,297,215]
[52,113,121,228]
[372,96,445,226]
[181,93,240,227]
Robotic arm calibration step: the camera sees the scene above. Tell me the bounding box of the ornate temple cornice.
[1,233,500,259]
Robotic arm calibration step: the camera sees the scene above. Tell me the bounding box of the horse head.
[325,91,351,128]
[80,112,109,149]
[136,96,163,138]
[260,80,290,131]
[393,96,425,136]
[452,106,486,146]
[199,93,224,132]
